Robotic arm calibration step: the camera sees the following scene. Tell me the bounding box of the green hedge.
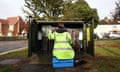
[0,36,27,41]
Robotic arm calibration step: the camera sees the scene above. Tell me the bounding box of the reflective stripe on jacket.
[49,32,75,59]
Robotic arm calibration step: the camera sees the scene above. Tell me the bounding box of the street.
[0,40,28,53]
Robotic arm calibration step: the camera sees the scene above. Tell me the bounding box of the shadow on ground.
[22,54,96,72]
[23,64,84,72]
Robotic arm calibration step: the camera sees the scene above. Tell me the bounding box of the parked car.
[94,33,104,40]
[109,32,120,39]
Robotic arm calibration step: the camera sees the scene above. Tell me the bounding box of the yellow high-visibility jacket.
[48,31,75,59]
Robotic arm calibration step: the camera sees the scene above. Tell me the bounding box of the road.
[0,40,28,53]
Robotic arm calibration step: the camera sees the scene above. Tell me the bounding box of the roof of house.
[7,16,20,25]
[0,19,8,24]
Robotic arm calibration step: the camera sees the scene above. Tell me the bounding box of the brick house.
[0,16,28,36]
[0,19,9,36]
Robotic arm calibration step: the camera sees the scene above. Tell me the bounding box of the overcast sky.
[0,0,25,19]
[0,0,118,20]
[85,0,117,19]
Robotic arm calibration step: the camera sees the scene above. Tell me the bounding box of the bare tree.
[111,0,120,23]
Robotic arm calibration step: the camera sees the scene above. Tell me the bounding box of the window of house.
[8,32,12,36]
[9,24,14,31]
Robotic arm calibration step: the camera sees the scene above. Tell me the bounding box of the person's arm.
[48,32,56,40]
[48,32,53,40]
[67,32,73,44]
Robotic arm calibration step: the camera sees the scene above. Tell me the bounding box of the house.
[0,19,8,36]
[94,24,120,39]
[21,20,29,36]
[0,16,28,36]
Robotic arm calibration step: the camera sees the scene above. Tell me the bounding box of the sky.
[0,0,25,19]
[0,0,118,20]
[85,0,117,19]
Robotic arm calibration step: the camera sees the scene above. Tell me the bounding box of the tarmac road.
[0,40,28,53]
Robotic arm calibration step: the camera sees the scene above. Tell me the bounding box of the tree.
[23,0,65,20]
[61,0,99,27]
[111,0,120,23]
[99,17,112,24]
[23,0,99,25]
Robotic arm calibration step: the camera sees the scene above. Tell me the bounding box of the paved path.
[0,40,28,53]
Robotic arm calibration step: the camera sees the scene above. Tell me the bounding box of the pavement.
[0,59,21,64]
[0,40,28,55]
[0,40,28,52]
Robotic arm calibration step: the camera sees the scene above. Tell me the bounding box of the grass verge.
[0,48,28,59]
[92,40,120,72]
[0,48,28,72]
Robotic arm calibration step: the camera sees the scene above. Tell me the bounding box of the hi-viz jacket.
[48,28,75,60]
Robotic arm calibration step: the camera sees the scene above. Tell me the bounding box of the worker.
[48,23,75,60]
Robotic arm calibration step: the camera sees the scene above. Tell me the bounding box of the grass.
[92,40,120,72]
[0,65,13,72]
[95,47,120,58]
[0,48,28,72]
[0,48,28,59]
[0,40,120,72]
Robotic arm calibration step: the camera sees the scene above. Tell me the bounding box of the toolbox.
[52,57,74,68]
